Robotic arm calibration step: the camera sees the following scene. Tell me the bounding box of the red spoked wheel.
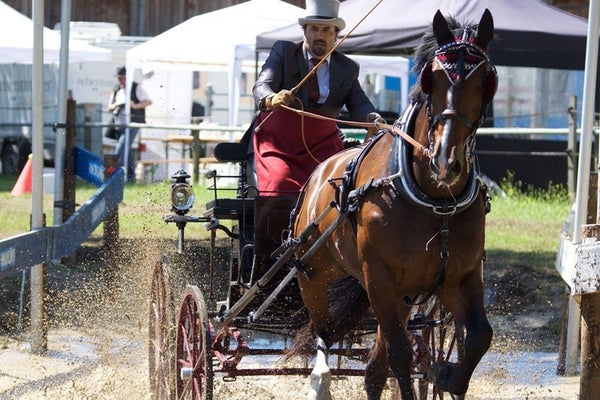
[176,286,213,400]
[412,298,465,400]
[149,259,176,399]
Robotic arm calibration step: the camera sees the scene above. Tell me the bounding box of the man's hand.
[266,90,293,110]
[365,112,384,141]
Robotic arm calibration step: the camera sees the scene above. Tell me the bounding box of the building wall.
[4,0,305,36]
[550,0,589,17]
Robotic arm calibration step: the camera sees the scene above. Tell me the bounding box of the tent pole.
[30,0,47,355]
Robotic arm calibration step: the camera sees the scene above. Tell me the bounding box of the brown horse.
[291,9,497,400]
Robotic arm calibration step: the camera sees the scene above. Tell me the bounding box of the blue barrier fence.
[0,147,124,279]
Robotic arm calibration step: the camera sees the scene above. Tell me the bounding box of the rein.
[280,104,431,159]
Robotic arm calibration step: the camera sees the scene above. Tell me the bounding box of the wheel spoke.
[176,286,213,400]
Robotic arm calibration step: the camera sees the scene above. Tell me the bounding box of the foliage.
[498,170,570,203]
[485,171,571,271]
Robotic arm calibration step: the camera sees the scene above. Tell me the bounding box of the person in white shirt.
[107,66,152,182]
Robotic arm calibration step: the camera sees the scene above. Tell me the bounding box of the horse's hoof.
[308,369,332,400]
[430,361,468,395]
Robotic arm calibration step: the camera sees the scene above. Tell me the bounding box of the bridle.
[420,26,498,164]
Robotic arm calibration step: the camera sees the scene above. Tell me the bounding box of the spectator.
[107,66,152,182]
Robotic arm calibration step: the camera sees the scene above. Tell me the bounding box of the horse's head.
[412,9,497,189]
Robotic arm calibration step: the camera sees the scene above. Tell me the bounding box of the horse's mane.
[408,15,481,103]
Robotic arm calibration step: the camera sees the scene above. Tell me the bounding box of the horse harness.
[290,27,494,304]
[334,26,495,216]
[325,103,487,304]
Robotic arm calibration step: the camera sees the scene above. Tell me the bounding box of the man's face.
[304,24,338,58]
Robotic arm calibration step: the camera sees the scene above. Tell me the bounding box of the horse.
[290,9,498,400]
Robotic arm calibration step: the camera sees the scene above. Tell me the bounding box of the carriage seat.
[204,141,256,220]
[213,140,258,192]
[213,142,250,163]
[204,197,254,220]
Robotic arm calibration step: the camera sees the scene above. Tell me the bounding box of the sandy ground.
[0,329,580,399]
[0,240,583,399]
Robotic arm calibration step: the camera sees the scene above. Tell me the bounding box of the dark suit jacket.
[253,40,375,122]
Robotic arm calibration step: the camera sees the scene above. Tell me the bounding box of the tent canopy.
[256,0,590,70]
[0,1,110,63]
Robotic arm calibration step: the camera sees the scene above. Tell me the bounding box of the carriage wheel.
[413,299,465,400]
[148,258,176,399]
[176,286,214,400]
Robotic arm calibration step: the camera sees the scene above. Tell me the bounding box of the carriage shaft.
[219,202,337,325]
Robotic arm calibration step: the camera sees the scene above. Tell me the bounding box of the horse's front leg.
[308,337,332,400]
[434,267,493,395]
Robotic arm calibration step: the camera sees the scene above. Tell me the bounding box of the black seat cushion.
[214,142,249,163]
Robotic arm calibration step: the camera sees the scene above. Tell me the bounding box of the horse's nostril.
[449,159,461,175]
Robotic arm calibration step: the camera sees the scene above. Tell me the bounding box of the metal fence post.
[61,99,77,267]
[191,127,200,185]
[63,99,77,221]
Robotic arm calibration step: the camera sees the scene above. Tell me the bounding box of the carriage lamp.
[170,170,195,215]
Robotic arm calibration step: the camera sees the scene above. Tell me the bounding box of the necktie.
[309,58,320,104]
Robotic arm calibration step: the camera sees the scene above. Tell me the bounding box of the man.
[107,66,152,182]
[252,0,379,195]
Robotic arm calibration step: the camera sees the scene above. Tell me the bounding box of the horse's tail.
[287,276,370,359]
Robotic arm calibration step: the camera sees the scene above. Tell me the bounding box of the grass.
[0,174,230,240]
[485,173,571,271]
[0,172,572,271]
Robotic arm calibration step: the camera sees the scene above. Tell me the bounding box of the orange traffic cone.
[10,154,33,196]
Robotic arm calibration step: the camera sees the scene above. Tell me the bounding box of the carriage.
[149,151,462,400]
[148,9,497,400]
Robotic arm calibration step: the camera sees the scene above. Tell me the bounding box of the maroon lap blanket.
[253,109,343,195]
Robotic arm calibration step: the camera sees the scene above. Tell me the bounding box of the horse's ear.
[419,63,433,95]
[432,10,454,45]
[476,9,494,49]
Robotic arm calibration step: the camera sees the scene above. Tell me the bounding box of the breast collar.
[390,101,482,216]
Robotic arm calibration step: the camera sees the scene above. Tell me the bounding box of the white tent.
[0,1,110,63]
[127,0,303,69]
[126,0,305,126]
